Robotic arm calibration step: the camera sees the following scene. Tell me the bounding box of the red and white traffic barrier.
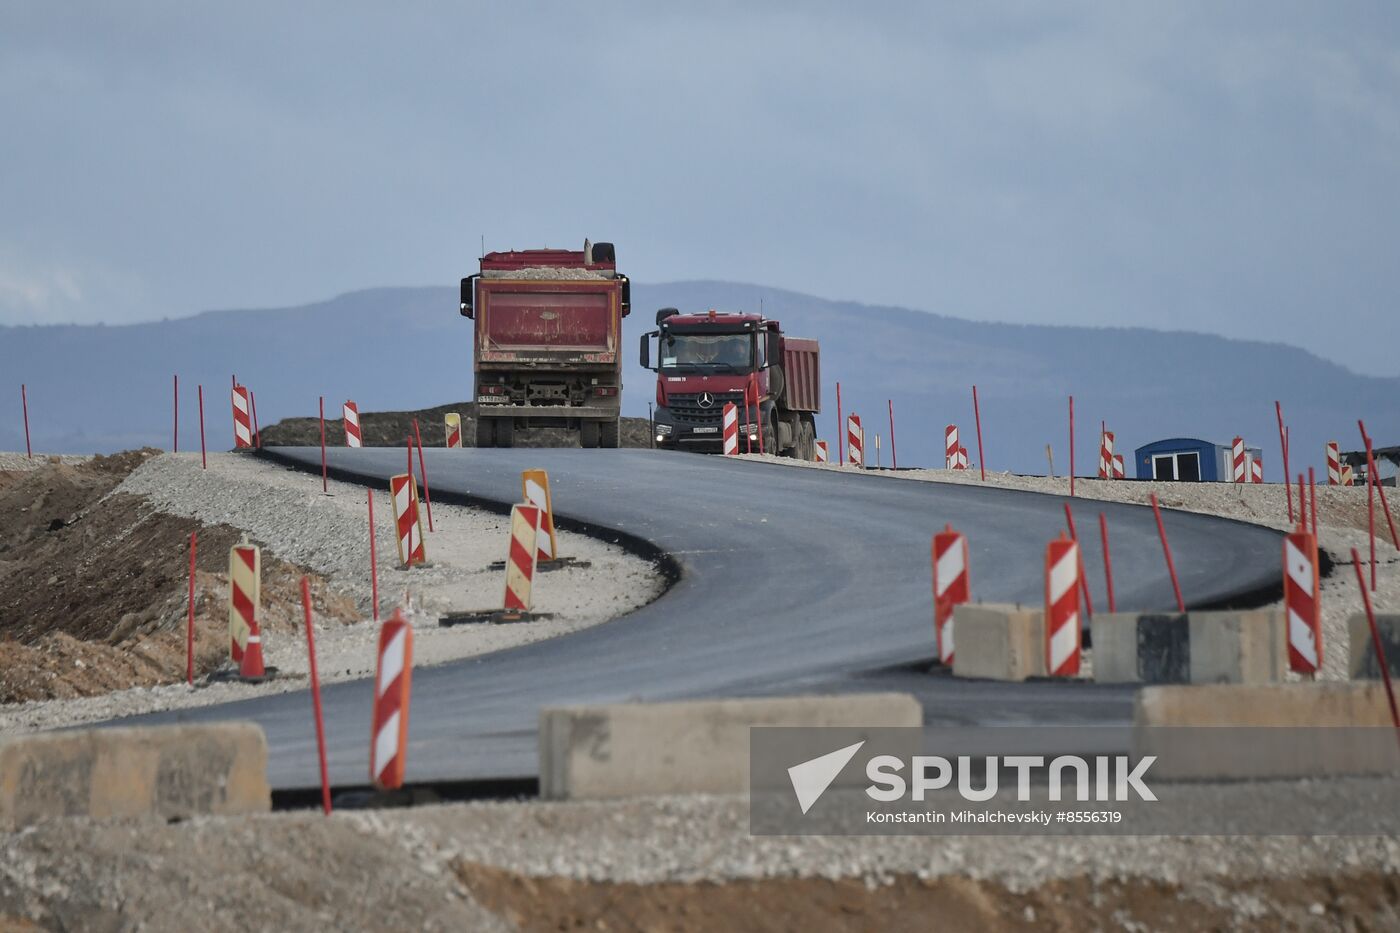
[504,504,543,611]
[232,385,252,449]
[1112,454,1125,480]
[1045,535,1081,677]
[1231,436,1247,483]
[1099,431,1115,479]
[370,608,413,790]
[390,474,427,567]
[847,414,863,468]
[955,446,969,471]
[945,425,959,469]
[932,525,969,665]
[1284,528,1322,674]
[1251,455,1263,484]
[521,469,559,563]
[343,401,362,448]
[1326,442,1342,485]
[815,440,828,463]
[1342,464,1355,487]
[445,412,462,449]
[228,542,260,664]
[722,402,739,455]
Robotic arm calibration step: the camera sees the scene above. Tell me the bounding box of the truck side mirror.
[766,331,782,368]
[639,332,652,369]
[619,276,631,318]
[459,276,475,319]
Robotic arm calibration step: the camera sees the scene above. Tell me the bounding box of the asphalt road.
[121,448,1284,789]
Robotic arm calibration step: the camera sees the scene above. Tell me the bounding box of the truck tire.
[801,415,818,460]
[768,364,785,403]
[579,420,600,449]
[762,412,777,457]
[495,418,515,448]
[599,418,620,448]
[475,418,494,448]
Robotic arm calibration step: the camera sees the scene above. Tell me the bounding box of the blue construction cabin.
[1133,437,1263,482]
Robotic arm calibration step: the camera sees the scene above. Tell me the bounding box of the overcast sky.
[3,2,1398,374]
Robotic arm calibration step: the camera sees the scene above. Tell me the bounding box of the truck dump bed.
[476,280,619,365]
[781,337,820,412]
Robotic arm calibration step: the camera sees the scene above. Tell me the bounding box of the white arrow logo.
[787,740,865,814]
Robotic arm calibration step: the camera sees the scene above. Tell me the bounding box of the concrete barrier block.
[539,693,922,800]
[0,723,270,830]
[1134,683,1400,779]
[1348,613,1400,680]
[951,604,1045,682]
[1089,611,1285,684]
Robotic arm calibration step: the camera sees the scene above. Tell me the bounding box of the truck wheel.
[580,420,600,449]
[768,365,785,402]
[800,415,817,460]
[599,418,620,448]
[475,418,494,448]
[762,415,777,456]
[495,418,514,448]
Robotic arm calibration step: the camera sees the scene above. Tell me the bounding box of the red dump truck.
[459,241,630,447]
[639,308,820,458]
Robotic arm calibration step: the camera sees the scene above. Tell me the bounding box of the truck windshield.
[659,333,753,372]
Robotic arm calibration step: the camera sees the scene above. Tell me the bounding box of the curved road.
[125,448,1283,789]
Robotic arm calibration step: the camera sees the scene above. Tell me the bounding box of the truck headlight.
[656,424,672,436]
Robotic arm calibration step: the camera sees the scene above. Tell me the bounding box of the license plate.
[692,426,718,434]
[477,396,503,404]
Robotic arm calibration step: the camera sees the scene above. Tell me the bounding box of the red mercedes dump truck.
[460,241,630,447]
[639,308,820,458]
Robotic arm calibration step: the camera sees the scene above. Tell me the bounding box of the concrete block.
[1347,613,1400,680]
[539,693,922,800]
[0,723,270,830]
[1089,610,1285,684]
[1133,683,1400,779]
[951,604,1045,682]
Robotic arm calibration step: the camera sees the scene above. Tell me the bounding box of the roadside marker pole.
[522,469,559,563]
[1045,534,1081,676]
[186,531,197,686]
[343,401,362,447]
[815,440,828,462]
[835,382,843,466]
[972,385,986,481]
[228,542,260,664]
[874,434,881,469]
[173,374,179,452]
[370,609,413,791]
[1342,464,1354,487]
[389,474,427,567]
[411,418,434,532]
[444,412,462,448]
[300,576,333,815]
[1099,430,1114,480]
[1276,401,1293,523]
[1150,493,1186,612]
[1068,396,1075,497]
[722,402,739,455]
[197,385,207,469]
[367,490,380,623]
[20,384,31,459]
[946,425,959,469]
[1327,442,1342,485]
[1231,437,1247,483]
[846,414,863,468]
[1352,549,1400,748]
[1359,420,1399,550]
[503,504,543,611]
[319,396,328,493]
[1250,455,1263,484]
[1062,502,1094,619]
[932,525,969,665]
[887,400,897,470]
[1284,528,1322,675]
[231,385,252,448]
[250,390,261,449]
[1114,454,1126,480]
[1098,513,1116,613]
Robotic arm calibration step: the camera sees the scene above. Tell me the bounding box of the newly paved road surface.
[121,448,1284,789]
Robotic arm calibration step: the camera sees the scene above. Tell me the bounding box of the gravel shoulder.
[0,452,666,733]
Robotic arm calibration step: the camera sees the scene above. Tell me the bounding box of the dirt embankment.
[0,452,354,703]
[256,400,656,448]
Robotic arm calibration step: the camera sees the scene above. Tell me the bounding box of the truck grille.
[667,392,746,425]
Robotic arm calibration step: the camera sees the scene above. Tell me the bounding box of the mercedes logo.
[697,392,715,409]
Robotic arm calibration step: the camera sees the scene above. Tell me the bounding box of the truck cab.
[640,308,820,459]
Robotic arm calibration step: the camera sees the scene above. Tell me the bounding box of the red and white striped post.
[1284,527,1322,675]
[228,542,260,664]
[1231,436,1247,483]
[815,440,828,463]
[846,414,864,468]
[343,401,362,447]
[945,425,959,469]
[1045,534,1081,677]
[957,446,970,470]
[1326,442,1342,485]
[504,504,543,611]
[522,469,559,564]
[932,525,969,665]
[389,474,427,567]
[1099,430,1115,480]
[722,402,739,455]
[370,609,413,790]
[1112,454,1126,480]
[1250,455,1263,484]
[231,385,252,449]
[444,413,463,449]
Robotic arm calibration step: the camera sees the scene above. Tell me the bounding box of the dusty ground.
[746,453,1400,682]
[0,451,665,732]
[256,400,657,448]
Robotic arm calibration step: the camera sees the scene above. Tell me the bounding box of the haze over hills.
[2,282,1395,476]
